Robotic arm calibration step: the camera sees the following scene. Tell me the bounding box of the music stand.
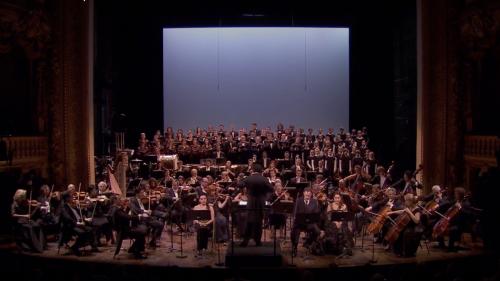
[330,211,354,222]
[189,210,211,259]
[167,199,182,253]
[270,200,294,255]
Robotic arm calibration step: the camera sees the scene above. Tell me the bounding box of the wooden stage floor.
[8,227,486,269]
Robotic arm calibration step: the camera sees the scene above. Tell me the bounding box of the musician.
[239,165,274,247]
[193,194,215,256]
[60,192,100,255]
[129,187,165,248]
[113,197,148,259]
[366,187,403,242]
[385,193,423,257]
[217,171,233,184]
[371,166,391,189]
[160,169,174,188]
[244,158,254,174]
[11,189,45,253]
[320,193,354,255]
[267,169,281,185]
[61,184,76,203]
[187,168,202,187]
[36,185,58,227]
[341,164,371,195]
[87,184,113,245]
[442,187,474,252]
[291,188,321,256]
[214,192,231,243]
[223,160,236,179]
[166,180,188,231]
[196,177,210,198]
[268,181,291,232]
[400,170,421,195]
[263,160,280,177]
[290,168,307,185]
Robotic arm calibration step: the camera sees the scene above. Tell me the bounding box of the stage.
[0,228,492,281]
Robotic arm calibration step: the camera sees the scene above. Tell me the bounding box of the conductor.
[239,164,274,247]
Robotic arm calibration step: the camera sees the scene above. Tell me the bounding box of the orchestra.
[9,123,483,262]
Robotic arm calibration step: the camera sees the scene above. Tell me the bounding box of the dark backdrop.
[94,1,417,170]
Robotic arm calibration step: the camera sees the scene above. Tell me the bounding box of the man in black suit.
[60,193,100,256]
[129,187,165,248]
[113,197,148,259]
[291,188,321,256]
[239,164,274,247]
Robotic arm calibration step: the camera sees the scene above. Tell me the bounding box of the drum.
[158,154,178,170]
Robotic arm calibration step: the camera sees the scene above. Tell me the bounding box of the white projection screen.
[163,27,349,131]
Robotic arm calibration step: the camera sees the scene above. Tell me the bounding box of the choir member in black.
[60,192,100,255]
[386,193,423,257]
[291,157,306,172]
[324,148,336,176]
[239,165,274,247]
[290,168,307,185]
[291,188,321,256]
[365,151,378,177]
[193,194,215,256]
[129,187,165,248]
[11,189,45,253]
[113,197,148,259]
[259,150,271,169]
[320,193,354,255]
[371,166,391,189]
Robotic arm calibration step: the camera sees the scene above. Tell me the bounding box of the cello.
[431,194,469,240]
[384,207,418,244]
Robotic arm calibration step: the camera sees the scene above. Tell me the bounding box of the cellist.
[385,193,423,257]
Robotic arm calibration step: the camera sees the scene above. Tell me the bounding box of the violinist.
[371,166,391,189]
[36,185,58,227]
[11,189,45,253]
[268,181,291,232]
[60,192,100,256]
[263,160,280,177]
[385,193,423,257]
[129,187,165,248]
[187,168,201,187]
[166,179,188,231]
[112,197,148,259]
[196,177,210,198]
[400,170,420,195]
[222,160,236,179]
[87,182,113,246]
[267,169,281,185]
[214,190,231,243]
[321,193,354,255]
